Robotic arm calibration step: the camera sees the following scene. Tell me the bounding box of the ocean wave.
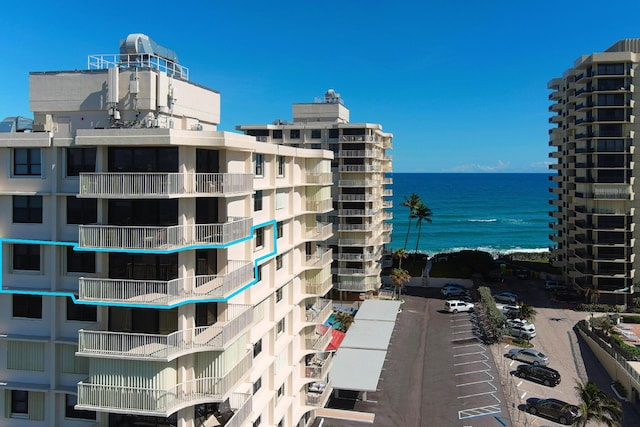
[468,219,497,223]
[391,246,550,256]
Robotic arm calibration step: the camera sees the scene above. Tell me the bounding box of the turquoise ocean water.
[389,173,552,256]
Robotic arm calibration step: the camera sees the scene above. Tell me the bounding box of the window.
[13,294,42,319]
[276,384,284,401]
[311,129,321,139]
[13,148,41,176]
[276,318,285,336]
[252,416,261,427]
[289,129,300,139]
[252,377,262,395]
[255,227,264,249]
[276,286,283,302]
[272,130,283,139]
[254,153,264,176]
[66,197,97,224]
[256,265,263,282]
[254,190,263,211]
[10,390,28,418]
[66,147,96,176]
[275,190,286,210]
[276,255,283,270]
[12,195,43,223]
[328,129,339,139]
[66,297,97,322]
[277,156,285,177]
[253,338,262,357]
[276,221,283,239]
[67,247,95,273]
[65,394,95,420]
[12,244,40,271]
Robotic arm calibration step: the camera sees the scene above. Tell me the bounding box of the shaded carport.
[330,300,402,402]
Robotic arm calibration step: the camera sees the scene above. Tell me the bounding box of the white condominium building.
[0,34,334,427]
[237,90,393,298]
[548,39,640,305]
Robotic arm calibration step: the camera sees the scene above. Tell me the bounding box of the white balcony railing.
[77,305,253,360]
[78,260,253,306]
[79,173,254,198]
[78,218,252,250]
[305,172,333,185]
[305,352,333,380]
[305,199,333,213]
[305,326,332,351]
[335,277,380,292]
[304,275,333,296]
[305,299,332,323]
[304,223,333,241]
[305,380,332,406]
[304,249,333,269]
[76,352,252,416]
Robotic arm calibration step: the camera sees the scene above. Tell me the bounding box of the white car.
[507,319,536,339]
[494,292,518,303]
[444,300,475,313]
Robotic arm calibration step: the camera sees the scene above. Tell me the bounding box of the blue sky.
[2,0,640,172]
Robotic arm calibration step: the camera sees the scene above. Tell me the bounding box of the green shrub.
[576,303,620,313]
[621,315,640,324]
[612,380,628,398]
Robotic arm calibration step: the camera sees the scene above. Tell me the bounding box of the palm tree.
[402,193,422,251]
[518,302,537,322]
[572,379,622,427]
[389,268,411,300]
[393,248,408,270]
[413,202,433,255]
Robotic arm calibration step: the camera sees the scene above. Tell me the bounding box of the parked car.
[493,292,518,303]
[544,280,569,291]
[506,348,549,365]
[514,365,561,387]
[554,289,582,302]
[525,398,580,425]
[440,284,467,296]
[443,288,471,299]
[444,300,475,313]
[507,319,537,339]
[496,303,521,314]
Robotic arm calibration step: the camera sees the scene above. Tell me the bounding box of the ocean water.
[389,173,551,256]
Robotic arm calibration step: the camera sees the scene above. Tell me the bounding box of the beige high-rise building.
[237,90,393,299]
[0,34,335,427]
[548,39,640,305]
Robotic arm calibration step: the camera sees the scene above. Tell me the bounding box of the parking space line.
[453,350,485,357]
[458,391,497,399]
[456,369,490,376]
[457,379,492,387]
[453,343,484,349]
[458,404,502,420]
[454,359,489,366]
[452,324,472,328]
[452,329,474,334]
[451,336,478,342]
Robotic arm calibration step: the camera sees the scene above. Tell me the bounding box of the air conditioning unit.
[32,113,53,132]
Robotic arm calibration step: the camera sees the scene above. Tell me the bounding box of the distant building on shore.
[548,39,640,305]
[237,91,394,300]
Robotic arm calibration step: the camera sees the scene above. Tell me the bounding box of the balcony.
[305,380,332,407]
[304,249,333,269]
[78,260,253,305]
[338,149,381,158]
[336,209,377,217]
[305,199,333,213]
[338,194,377,202]
[334,251,381,262]
[337,165,381,173]
[79,173,254,198]
[76,353,252,416]
[77,305,253,360]
[303,272,332,296]
[305,352,333,381]
[305,326,332,351]
[304,223,333,241]
[305,298,332,323]
[77,218,252,251]
[334,276,379,292]
[214,394,252,427]
[305,172,333,186]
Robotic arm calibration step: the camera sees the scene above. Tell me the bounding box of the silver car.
[506,348,549,366]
